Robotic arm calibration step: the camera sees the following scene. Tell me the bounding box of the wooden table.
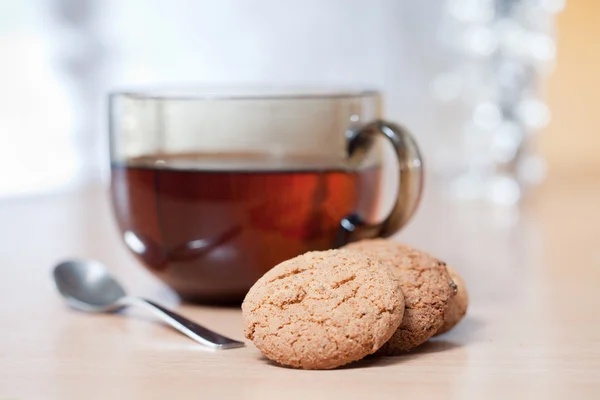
[1,175,599,399]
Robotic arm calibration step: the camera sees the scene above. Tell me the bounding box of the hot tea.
[111,153,382,303]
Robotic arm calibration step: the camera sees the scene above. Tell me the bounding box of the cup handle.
[335,120,424,247]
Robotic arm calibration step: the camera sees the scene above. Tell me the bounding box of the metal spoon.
[52,259,244,349]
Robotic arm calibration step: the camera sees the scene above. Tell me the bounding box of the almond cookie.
[343,239,455,355]
[435,266,468,335]
[242,249,405,369]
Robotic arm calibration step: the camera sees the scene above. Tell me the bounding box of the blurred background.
[0,0,597,201]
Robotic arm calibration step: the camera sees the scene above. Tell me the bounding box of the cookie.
[242,249,405,369]
[343,239,455,354]
[435,266,468,335]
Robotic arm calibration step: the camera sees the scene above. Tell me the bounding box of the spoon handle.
[119,296,244,349]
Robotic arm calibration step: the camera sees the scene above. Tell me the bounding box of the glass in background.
[431,0,564,205]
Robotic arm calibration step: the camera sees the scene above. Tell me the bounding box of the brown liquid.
[110,153,382,303]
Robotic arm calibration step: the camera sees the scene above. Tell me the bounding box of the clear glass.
[431,0,561,204]
[109,87,422,303]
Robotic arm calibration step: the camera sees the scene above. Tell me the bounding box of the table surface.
[1,175,599,399]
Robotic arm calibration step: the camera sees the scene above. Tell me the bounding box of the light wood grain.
[1,176,599,399]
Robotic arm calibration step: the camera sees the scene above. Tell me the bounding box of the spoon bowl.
[54,259,127,312]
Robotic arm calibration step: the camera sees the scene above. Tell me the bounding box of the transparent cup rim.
[109,85,380,101]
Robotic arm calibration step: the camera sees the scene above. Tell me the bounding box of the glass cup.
[109,87,423,303]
